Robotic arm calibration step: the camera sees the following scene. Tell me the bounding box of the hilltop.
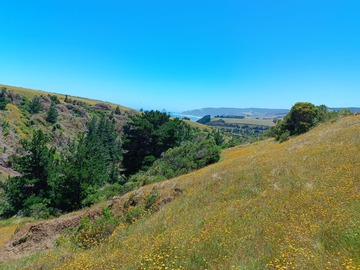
[0,114,359,269]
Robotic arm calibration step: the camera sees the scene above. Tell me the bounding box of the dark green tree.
[46,102,59,123]
[197,115,211,124]
[114,106,121,115]
[0,87,10,110]
[2,130,55,215]
[272,102,320,141]
[123,110,191,175]
[28,96,43,114]
[52,116,122,211]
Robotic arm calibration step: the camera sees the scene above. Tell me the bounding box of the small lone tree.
[46,102,59,123]
[272,102,319,141]
[0,88,10,110]
[114,106,121,115]
[28,96,43,114]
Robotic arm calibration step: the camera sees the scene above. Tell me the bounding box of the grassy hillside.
[2,114,359,269]
[0,84,131,111]
[0,84,137,178]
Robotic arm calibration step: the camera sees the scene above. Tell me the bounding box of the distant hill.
[183,107,360,118]
[182,107,290,118]
[330,107,360,113]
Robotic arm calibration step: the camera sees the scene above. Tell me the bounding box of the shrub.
[71,207,119,249]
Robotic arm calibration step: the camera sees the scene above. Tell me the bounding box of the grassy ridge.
[3,115,360,269]
[0,84,132,111]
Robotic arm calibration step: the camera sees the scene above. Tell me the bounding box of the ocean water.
[169,112,201,122]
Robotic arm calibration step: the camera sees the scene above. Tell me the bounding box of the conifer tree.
[46,102,59,123]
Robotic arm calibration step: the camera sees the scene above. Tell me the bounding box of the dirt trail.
[0,181,183,263]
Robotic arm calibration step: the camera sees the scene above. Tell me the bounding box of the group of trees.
[0,88,10,110]
[1,110,224,218]
[270,102,352,142]
[1,116,122,216]
[122,110,192,175]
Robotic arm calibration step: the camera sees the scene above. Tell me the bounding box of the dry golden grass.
[212,117,275,127]
[0,225,17,247]
[2,115,360,270]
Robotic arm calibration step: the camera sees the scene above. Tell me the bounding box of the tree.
[114,106,121,115]
[0,87,10,110]
[46,102,59,123]
[272,102,319,141]
[28,96,43,114]
[197,115,211,124]
[123,110,191,175]
[283,102,318,135]
[52,116,122,211]
[2,130,55,215]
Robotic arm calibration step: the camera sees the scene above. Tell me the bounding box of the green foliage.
[1,120,10,136]
[124,205,145,224]
[0,87,10,110]
[123,110,191,175]
[27,96,43,114]
[114,106,121,115]
[1,130,55,216]
[1,116,122,216]
[145,188,160,210]
[48,95,60,104]
[212,130,225,146]
[271,102,339,142]
[197,115,211,124]
[51,116,122,211]
[46,102,59,123]
[70,207,119,249]
[130,138,220,186]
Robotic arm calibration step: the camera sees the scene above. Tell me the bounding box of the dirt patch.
[0,180,184,263]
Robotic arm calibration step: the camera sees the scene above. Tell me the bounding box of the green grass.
[1,115,360,269]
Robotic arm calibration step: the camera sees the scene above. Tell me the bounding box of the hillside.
[0,84,137,177]
[1,114,359,269]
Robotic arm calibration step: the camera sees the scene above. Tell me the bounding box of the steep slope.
[0,84,136,177]
[2,114,359,269]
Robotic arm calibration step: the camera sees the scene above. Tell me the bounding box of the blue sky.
[1,0,359,112]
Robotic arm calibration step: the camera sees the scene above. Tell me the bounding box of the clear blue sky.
[1,0,359,112]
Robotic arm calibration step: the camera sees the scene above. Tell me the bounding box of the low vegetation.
[1,113,358,270]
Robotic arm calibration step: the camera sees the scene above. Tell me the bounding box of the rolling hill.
[1,114,359,269]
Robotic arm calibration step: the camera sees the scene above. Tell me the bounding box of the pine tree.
[0,88,10,110]
[28,96,43,114]
[46,102,59,123]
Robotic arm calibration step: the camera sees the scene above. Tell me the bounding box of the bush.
[130,138,220,186]
[71,207,118,249]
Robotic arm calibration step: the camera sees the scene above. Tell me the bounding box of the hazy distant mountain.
[182,108,289,118]
[182,107,360,118]
[329,107,360,113]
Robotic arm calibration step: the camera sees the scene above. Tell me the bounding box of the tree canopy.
[123,110,191,176]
